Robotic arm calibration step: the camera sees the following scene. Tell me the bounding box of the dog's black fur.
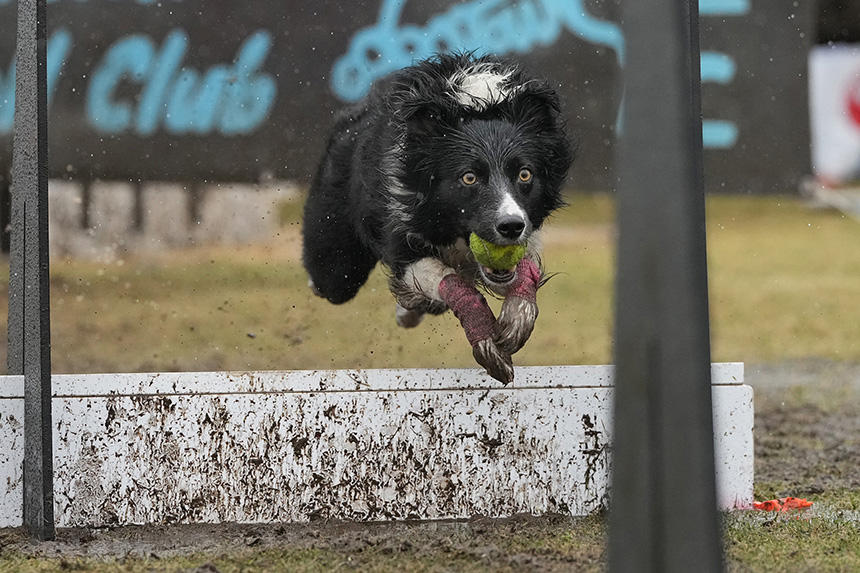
[302,53,572,375]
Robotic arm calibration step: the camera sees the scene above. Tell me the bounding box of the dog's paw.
[494,296,539,355]
[472,338,514,385]
[395,303,424,328]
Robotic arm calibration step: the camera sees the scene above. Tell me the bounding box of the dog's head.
[391,54,574,286]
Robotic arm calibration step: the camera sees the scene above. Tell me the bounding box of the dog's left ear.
[509,82,563,127]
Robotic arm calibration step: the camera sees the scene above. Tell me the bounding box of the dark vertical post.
[9,0,55,541]
[609,1,720,572]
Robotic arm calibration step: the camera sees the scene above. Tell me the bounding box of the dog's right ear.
[390,70,456,131]
[394,91,451,135]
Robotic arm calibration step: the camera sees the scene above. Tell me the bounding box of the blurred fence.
[0,0,813,197]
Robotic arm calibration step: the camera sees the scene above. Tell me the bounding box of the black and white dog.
[302,53,573,383]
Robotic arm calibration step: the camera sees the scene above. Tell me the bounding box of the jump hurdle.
[0,363,752,528]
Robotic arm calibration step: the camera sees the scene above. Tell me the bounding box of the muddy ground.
[748,360,860,494]
[1,360,858,572]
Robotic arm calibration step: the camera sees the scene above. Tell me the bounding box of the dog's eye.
[518,168,533,183]
[461,172,477,186]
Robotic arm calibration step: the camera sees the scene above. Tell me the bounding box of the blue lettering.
[0,69,9,133]
[331,0,624,103]
[164,66,229,134]
[86,28,276,136]
[700,0,750,16]
[701,51,736,84]
[0,0,753,149]
[700,51,738,147]
[699,0,749,148]
[333,0,751,150]
[702,120,738,148]
[87,35,153,133]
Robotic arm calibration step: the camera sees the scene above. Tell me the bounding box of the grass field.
[1,193,859,571]
[0,193,858,373]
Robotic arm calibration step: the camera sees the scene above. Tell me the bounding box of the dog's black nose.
[496,216,525,240]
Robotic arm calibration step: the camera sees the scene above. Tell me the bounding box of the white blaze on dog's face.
[498,189,527,223]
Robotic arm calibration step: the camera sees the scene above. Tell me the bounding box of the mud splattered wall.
[0,0,812,192]
[0,365,753,527]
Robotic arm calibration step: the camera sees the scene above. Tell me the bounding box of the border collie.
[302,53,573,383]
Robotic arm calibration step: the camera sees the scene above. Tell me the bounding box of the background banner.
[0,0,813,192]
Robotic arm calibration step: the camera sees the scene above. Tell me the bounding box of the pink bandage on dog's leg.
[438,273,495,345]
[506,258,542,303]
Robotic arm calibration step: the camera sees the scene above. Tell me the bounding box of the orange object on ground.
[753,497,813,511]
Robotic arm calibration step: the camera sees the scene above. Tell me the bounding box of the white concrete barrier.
[0,364,752,527]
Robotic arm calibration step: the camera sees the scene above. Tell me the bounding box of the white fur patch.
[381,142,409,197]
[402,257,455,301]
[448,63,516,111]
[498,192,526,220]
[381,136,415,231]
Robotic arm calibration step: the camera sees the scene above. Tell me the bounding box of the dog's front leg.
[494,257,542,355]
[438,273,514,384]
[398,258,514,384]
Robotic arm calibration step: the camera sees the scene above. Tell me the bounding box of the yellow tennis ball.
[469,233,526,270]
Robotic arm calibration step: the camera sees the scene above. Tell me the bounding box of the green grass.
[3,192,858,374]
[707,197,860,362]
[724,511,860,573]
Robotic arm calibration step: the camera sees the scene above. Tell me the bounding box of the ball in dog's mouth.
[469,233,526,286]
[469,233,525,286]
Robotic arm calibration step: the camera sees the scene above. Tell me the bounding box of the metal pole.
[609,0,720,571]
[9,0,55,541]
